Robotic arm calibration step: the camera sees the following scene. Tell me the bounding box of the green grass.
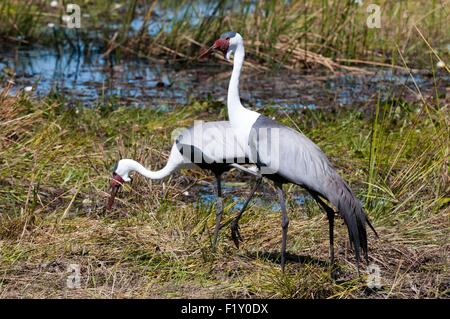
[0,0,448,69]
[0,86,448,298]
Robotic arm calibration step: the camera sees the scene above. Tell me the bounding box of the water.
[2,0,448,109]
[0,43,197,108]
[130,1,223,36]
[193,183,309,213]
[2,43,446,110]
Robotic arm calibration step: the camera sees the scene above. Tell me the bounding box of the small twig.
[336,58,413,71]
[396,45,427,106]
[414,25,450,73]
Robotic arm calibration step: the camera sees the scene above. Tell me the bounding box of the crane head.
[198,31,239,60]
[106,161,131,210]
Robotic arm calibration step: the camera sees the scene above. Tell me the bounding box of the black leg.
[212,174,223,251]
[275,182,288,272]
[311,193,336,266]
[328,210,335,266]
[231,176,262,248]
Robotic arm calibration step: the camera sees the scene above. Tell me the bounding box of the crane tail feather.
[326,175,372,265]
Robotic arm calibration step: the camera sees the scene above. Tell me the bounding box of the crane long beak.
[198,44,216,59]
[198,39,229,60]
[105,173,125,211]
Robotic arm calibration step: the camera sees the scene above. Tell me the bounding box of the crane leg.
[230,176,262,248]
[327,210,335,266]
[212,174,223,251]
[310,193,338,278]
[311,194,336,266]
[328,211,339,279]
[275,182,288,272]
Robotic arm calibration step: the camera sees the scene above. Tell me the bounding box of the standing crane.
[106,120,262,250]
[200,32,377,272]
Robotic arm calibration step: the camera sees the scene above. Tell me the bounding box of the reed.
[0,0,448,69]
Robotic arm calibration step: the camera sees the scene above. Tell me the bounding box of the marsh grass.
[0,80,448,297]
[0,0,447,299]
[0,1,448,69]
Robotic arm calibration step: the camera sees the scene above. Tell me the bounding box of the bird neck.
[127,159,173,180]
[227,41,245,123]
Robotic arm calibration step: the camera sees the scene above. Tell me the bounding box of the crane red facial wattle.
[110,173,125,187]
[213,38,229,53]
[198,38,229,59]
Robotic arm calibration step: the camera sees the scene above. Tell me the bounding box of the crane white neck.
[116,158,175,181]
[227,42,245,115]
[227,39,260,140]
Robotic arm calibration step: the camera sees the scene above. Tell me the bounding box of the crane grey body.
[108,120,262,250]
[175,120,252,173]
[201,31,377,273]
[247,115,375,270]
[175,120,262,248]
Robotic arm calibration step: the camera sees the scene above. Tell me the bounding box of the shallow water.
[192,183,308,213]
[1,43,447,111]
